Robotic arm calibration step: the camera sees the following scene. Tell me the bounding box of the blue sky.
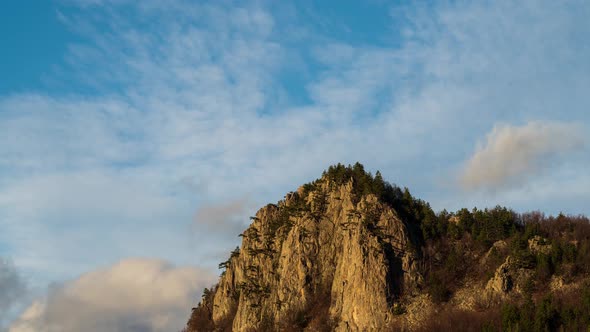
[1,1,590,331]
[0,1,71,93]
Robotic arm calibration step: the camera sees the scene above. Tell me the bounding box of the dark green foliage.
[535,254,553,283]
[321,162,403,207]
[534,295,559,332]
[510,232,536,269]
[218,247,239,272]
[419,204,444,240]
[218,260,230,270]
[310,190,329,222]
[501,303,520,331]
[456,208,475,232]
[468,206,518,249]
[267,213,288,237]
[499,296,536,332]
[444,206,520,250]
[230,246,240,258]
[496,284,590,332]
[426,274,449,304]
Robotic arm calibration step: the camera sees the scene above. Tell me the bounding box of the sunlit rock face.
[187,170,422,331]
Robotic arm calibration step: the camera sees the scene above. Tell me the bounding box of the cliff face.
[190,175,421,331]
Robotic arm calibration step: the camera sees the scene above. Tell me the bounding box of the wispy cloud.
[9,259,215,332]
[459,122,586,191]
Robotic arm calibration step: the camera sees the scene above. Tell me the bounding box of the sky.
[1,0,589,331]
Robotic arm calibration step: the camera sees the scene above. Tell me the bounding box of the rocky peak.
[186,164,422,331]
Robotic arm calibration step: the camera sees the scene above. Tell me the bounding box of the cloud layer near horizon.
[9,259,215,332]
[460,122,586,191]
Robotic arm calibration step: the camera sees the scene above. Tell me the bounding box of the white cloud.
[459,122,586,190]
[9,259,215,332]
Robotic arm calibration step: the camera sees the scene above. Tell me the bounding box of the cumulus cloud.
[460,122,586,191]
[0,258,26,328]
[9,259,215,332]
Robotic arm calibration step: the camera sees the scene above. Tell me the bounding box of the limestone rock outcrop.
[485,256,533,297]
[528,235,552,254]
[189,176,422,331]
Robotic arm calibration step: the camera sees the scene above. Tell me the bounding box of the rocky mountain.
[184,163,590,332]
